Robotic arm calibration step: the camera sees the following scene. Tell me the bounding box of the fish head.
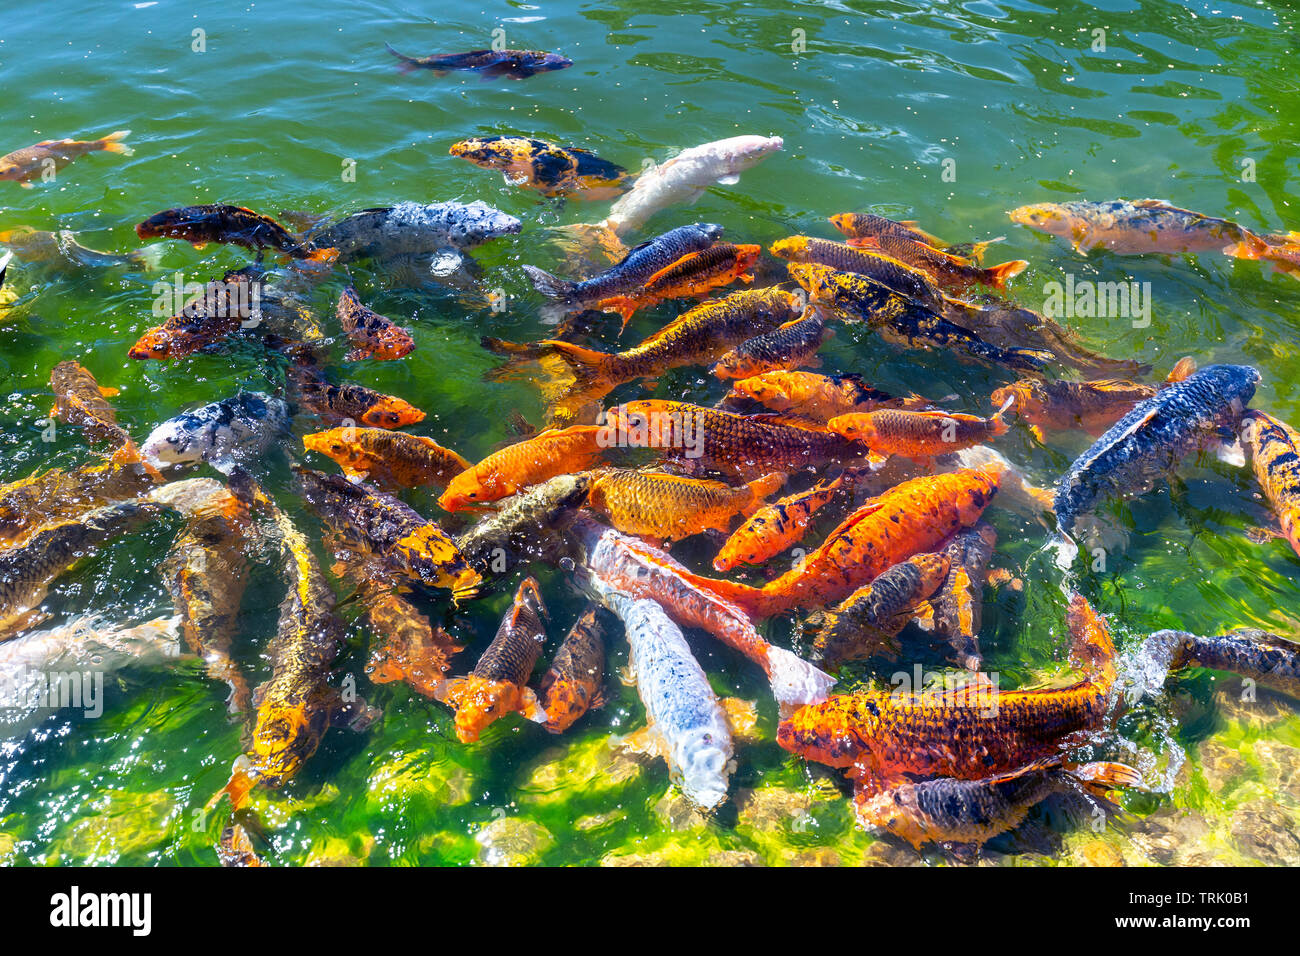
[0,163,23,182]
[448,137,512,169]
[908,552,953,596]
[302,428,360,468]
[1007,202,1074,237]
[709,134,784,173]
[776,696,870,766]
[438,469,496,512]
[827,213,858,238]
[533,52,573,72]
[359,397,425,429]
[541,677,590,733]
[248,700,331,788]
[670,726,732,811]
[768,236,810,261]
[445,676,520,743]
[692,222,726,243]
[826,413,876,445]
[141,413,207,468]
[784,261,834,300]
[712,350,754,381]
[989,379,1043,417]
[853,784,929,849]
[394,526,483,597]
[446,201,523,247]
[134,208,191,240]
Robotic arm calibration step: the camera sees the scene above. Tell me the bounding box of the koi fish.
[440,578,549,743]
[295,466,481,601]
[450,136,627,198]
[303,427,469,490]
[829,213,990,256]
[540,604,611,733]
[50,360,135,453]
[149,478,254,714]
[827,399,1012,461]
[713,306,830,380]
[0,130,131,186]
[586,581,733,808]
[522,222,724,314]
[361,583,463,699]
[136,204,337,262]
[1141,627,1300,702]
[601,400,868,479]
[713,474,845,572]
[596,243,760,326]
[675,467,1001,618]
[335,286,415,361]
[302,201,521,270]
[778,593,1117,790]
[855,755,1141,849]
[128,265,265,361]
[771,235,952,314]
[386,44,572,80]
[567,513,834,709]
[599,135,783,236]
[1054,364,1260,540]
[454,473,594,578]
[916,521,998,670]
[142,392,289,472]
[724,370,923,422]
[288,364,427,429]
[217,823,265,867]
[587,469,785,542]
[0,455,159,551]
[846,232,1028,292]
[438,425,607,511]
[0,227,160,272]
[1241,410,1300,559]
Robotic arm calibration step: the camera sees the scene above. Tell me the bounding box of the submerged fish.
[827,402,1011,461]
[450,136,627,199]
[918,521,998,670]
[136,204,336,262]
[438,425,607,511]
[1054,364,1260,539]
[303,427,469,490]
[992,377,1162,443]
[587,581,734,809]
[358,577,462,699]
[454,473,594,578]
[0,456,159,551]
[725,370,921,423]
[335,286,415,362]
[288,364,427,429]
[596,242,760,326]
[599,135,784,236]
[713,474,846,572]
[567,513,834,709]
[712,306,829,380]
[1142,627,1300,701]
[587,469,785,542]
[540,604,611,734]
[855,755,1141,849]
[386,44,572,80]
[1008,198,1271,258]
[128,265,266,361]
[0,130,131,186]
[440,578,549,743]
[141,392,289,472]
[0,228,159,272]
[295,467,481,601]
[522,222,724,313]
[771,235,952,314]
[779,593,1117,789]
[304,201,521,270]
[810,553,951,665]
[1241,410,1300,559]
[50,360,135,453]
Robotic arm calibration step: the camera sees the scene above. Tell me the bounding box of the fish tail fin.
[111,439,165,482]
[1066,592,1117,679]
[210,756,259,812]
[744,472,787,508]
[385,42,419,74]
[765,644,836,711]
[538,339,619,388]
[983,258,1029,289]
[1067,761,1143,791]
[989,393,1015,436]
[127,243,164,272]
[299,245,339,265]
[965,237,1004,263]
[98,130,133,155]
[522,264,578,300]
[598,296,639,328]
[1164,355,1198,384]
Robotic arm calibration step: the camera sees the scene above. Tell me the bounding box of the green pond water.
[1,0,1299,866]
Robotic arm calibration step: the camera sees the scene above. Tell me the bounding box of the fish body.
[522,222,723,310]
[442,578,549,742]
[812,553,951,664]
[50,360,134,451]
[828,405,1009,460]
[150,478,253,712]
[921,522,998,670]
[591,584,733,808]
[603,400,867,479]
[713,475,844,571]
[0,457,158,550]
[0,228,155,271]
[128,266,264,361]
[677,467,1001,618]
[788,263,1050,370]
[289,365,427,429]
[455,473,594,577]
[450,136,626,198]
[135,204,333,261]
[1008,198,1267,257]
[855,756,1141,848]
[1145,627,1300,701]
[386,44,572,80]
[305,201,521,266]
[568,513,834,708]
[847,232,1027,292]
[358,579,461,699]
[0,501,160,640]
[335,286,415,361]
[142,392,289,471]
[0,130,131,185]
[771,235,950,314]
[597,242,760,325]
[779,593,1117,787]
[1054,364,1260,538]
[828,213,949,250]
[540,604,611,733]
[713,307,829,380]
[601,135,783,235]
[587,469,784,542]
[725,370,918,422]
[1242,410,1300,559]
[992,377,1156,441]
[295,467,480,600]
[303,427,468,489]
[438,425,607,511]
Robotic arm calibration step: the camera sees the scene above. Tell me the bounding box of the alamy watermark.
[1043,274,1151,328]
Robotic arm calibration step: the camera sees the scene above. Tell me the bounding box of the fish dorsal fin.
[1164,356,1197,384]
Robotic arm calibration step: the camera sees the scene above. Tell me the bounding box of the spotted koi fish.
[136,204,337,262]
[712,474,846,572]
[451,136,627,199]
[129,266,265,361]
[288,364,427,429]
[1241,410,1300,559]
[597,242,760,327]
[829,213,1005,262]
[915,521,998,670]
[303,427,469,490]
[440,577,549,743]
[713,306,829,380]
[588,469,785,542]
[387,45,572,80]
[336,286,415,361]
[846,232,1027,292]
[50,360,136,453]
[454,473,594,579]
[540,604,611,733]
[1141,626,1300,702]
[771,235,952,314]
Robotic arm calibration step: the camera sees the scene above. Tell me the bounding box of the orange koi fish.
[847,232,1027,293]
[438,425,608,511]
[540,603,611,733]
[1242,410,1300,559]
[289,365,427,429]
[0,130,131,186]
[596,243,760,327]
[303,427,469,490]
[49,360,135,452]
[712,474,845,571]
[587,469,785,542]
[725,370,924,422]
[827,399,1012,461]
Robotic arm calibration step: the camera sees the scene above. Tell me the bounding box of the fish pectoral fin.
[715,173,741,186]
[98,385,120,398]
[1244,524,1283,545]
